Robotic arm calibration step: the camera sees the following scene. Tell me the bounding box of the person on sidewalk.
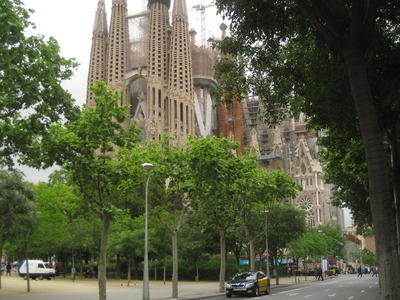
[357,266,363,277]
[6,262,11,276]
[317,267,324,281]
[287,266,292,277]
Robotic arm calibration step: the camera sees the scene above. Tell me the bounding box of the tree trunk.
[163,262,166,285]
[127,257,131,286]
[79,251,83,279]
[116,254,121,279]
[25,244,30,292]
[98,216,111,300]
[343,44,400,300]
[196,263,199,281]
[390,131,400,253]
[0,242,3,289]
[249,238,256,271]
[219,229,226,293]
[171,230,178,298]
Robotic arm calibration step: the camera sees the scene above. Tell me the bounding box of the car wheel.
[254,285,260,297]
[226,293,232,298]
[39,275,44,280]
[265,284,271,295]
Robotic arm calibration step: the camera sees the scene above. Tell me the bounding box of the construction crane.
[192,1,216,46]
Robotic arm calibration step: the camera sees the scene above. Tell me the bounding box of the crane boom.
[192,1,216,46]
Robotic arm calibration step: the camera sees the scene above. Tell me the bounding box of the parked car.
[327,266,340,276]
[226,271,270,297]
[19,260,55,280]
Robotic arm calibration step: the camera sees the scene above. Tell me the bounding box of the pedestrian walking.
[357,266,363,277]
[371,267,378,277]
[317,267,324,281]
[6,262,11,276]
[71,266,76,282]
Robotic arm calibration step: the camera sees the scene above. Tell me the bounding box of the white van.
[19,260,56,280]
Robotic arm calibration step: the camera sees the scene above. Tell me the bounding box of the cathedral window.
[299,196,314,227]
[174,101,177,118]
[180,103,184,122]
[301,163,307,174]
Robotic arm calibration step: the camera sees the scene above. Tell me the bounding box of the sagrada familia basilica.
[86,0,345,228]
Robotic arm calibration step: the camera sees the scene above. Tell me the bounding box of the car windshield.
[231,272,257,281]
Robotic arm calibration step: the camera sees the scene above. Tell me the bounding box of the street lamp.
[264,210,270,278]
[141,163,154,300]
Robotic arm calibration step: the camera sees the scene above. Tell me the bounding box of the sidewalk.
[0,273,320,299]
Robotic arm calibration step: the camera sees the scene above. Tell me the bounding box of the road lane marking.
[328,294,336,297]
[278,286,311,294]
[361,290,365,293]
[324,289,331,291]
[348,297,354,299]
[304,295,312,298]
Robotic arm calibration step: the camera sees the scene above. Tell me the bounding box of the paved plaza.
[0,273,318,299]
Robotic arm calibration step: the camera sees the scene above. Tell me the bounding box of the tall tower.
[106,0,129,93]
[168,0,195,143]
[146,0,171,141]
[86,0,108,107]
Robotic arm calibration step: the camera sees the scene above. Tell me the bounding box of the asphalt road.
[0,274,379,300]
[215,275,379,300]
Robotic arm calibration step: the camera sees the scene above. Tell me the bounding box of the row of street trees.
[213,0,400,298]
[0,1,374,299]
[1,79,301,299]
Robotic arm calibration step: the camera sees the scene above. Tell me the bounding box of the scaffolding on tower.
[127,10,150,71]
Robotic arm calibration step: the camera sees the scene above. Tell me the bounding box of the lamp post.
[141,163,154,300]
[264,210,270,278]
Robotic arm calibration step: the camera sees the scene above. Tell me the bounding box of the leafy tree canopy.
[0,0,80,167]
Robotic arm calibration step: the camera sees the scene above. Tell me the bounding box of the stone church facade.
[86,0,344,228]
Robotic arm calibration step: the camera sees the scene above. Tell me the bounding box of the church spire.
[106,0,128,91]
[172,0,188,21]
[168,0,195,141]
[86,0,108,107]
[148,0,171,9]
[145,0,171,141]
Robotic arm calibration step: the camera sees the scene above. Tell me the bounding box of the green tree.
[288,229,333,264]
[0,170,37,291]
[36,81,142,300]
[318,135,372,231]
[0,0,79,167]
[108,215,144,284]
[266,203,307,283]
[179,221,209,280]
[234,166,300,271]
[214,1,400,297]
[317,224,346,259]
[28,183,81,259]
[361,249,378,267]
[119,137,190,296]
[185,136,255,292]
